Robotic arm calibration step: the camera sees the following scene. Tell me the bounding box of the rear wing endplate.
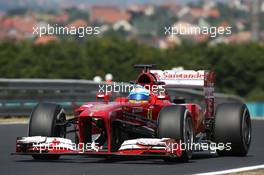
[150,70,215,117]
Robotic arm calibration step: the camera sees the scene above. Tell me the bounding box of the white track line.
[195,164,264,175]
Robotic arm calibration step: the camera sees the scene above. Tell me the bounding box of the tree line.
[0,38,263,101]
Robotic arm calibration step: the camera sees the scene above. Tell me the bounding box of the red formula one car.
[13,65,252,161]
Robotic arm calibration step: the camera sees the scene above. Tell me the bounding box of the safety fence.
[0,78,253,117]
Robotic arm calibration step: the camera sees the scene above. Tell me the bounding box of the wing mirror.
[157,94,166,100]
[96,93,111,103]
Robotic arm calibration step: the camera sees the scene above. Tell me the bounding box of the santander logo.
[154,71,205,80]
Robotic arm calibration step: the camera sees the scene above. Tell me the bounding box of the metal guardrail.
[0,78,99,116]
[0,78,243,117]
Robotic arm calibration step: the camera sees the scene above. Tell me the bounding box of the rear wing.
[150,70,215,117]
[150,70,214,88]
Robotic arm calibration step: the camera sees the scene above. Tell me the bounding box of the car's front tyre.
[158,105,194,162]
[28,102,66,160]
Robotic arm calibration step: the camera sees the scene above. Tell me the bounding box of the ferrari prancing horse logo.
[147,109,153,120]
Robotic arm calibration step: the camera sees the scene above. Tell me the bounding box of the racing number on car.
[147,109,153,120]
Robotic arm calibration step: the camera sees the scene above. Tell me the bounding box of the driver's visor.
[128,93,149,101]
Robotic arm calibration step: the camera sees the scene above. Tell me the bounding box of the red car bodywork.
[14,67,215,159]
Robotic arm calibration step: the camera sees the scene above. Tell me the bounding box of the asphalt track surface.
[0,120,263,175]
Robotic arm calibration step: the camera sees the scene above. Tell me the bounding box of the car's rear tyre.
[28,103,66,160]
[158,105,194,162]
[214,103,251,156]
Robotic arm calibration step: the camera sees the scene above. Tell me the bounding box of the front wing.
[12,136,183,159]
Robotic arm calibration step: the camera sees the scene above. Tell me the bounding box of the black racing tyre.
[28,103,66,160]
[158,105,194,162]
[110,122,124,152]
[214,103,251,156]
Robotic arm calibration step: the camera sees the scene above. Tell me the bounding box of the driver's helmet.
[128,85,150,103]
